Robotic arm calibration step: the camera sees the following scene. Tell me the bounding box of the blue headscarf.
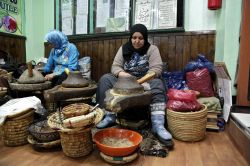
[45,30,69,55]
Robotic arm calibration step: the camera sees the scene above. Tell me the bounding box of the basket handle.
[90,103,99,112]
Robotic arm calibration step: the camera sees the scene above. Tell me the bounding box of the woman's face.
[131,32,145,49]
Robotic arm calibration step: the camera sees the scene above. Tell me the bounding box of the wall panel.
[0,33,26,65]
[45,31,216,82]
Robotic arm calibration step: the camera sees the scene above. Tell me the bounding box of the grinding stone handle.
[27,61,33,77]
[137,72,156,84]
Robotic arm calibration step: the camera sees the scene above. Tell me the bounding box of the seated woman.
[96,24,172,145]
[43,30,79,86]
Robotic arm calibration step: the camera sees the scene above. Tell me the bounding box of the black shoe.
[158,137,174,150]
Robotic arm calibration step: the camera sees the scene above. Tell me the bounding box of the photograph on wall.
[0,0,23,35]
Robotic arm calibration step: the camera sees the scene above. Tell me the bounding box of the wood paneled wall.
[45,31,215,82]
[0,32,26,64]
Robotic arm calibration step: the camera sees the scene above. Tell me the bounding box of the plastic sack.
[184,54,214,73]
[78,56,91,79]
[167,89,197,102]
[166,100,202,112]
[186,68,215,97]
[162,71,188,90]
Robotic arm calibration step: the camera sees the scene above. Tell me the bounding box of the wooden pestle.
[137,71,156,84]
[27,61,33,77]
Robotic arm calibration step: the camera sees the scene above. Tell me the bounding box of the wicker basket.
[60,128,93,157]
[28,120,60,142]
[47,106,104,157]
[100,152,138,164]
[2,110,34,146]
[166,104,207,142]
[62,103,90,119]
[27,135,61,149]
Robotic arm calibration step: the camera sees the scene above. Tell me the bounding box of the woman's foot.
[151,114,174,149]
[96,111,116,129]
[152,125,174,150]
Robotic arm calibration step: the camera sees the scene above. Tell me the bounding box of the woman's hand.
[118,71,131,77]
[141,82,151,91]
[45,73,55,81]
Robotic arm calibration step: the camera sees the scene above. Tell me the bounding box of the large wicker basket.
[48,112,93,157]
[47,105,104,157]
[60,128,93,157]
[28,120,60,142]
[166,104,207,142]
[2,109,34,146]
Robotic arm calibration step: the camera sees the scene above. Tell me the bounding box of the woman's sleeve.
[67,44,80,71]
[111,46,125,76]
[43,50,54,73]
[148,45,163,77]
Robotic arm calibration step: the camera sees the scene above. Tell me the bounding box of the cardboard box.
[228,119,250,165]
[214,62,232,122]
[228,105,250,165]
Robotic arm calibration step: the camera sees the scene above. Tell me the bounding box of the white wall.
[215,0,242,95]
[185,0,217,31]
[184,0,242,95]
[25,0,54,63]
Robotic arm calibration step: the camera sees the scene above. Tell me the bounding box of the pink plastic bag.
[186,68,214,97]
[166,100,202,112]
[167,89,197,102]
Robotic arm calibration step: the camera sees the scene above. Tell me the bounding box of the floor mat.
[138,129,169,158]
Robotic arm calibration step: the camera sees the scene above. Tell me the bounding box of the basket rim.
[27,134,61,147]
[47,105,104,133]
[62,103,91,119]
[7,108,34,119]
[28,120,59,135]
[167,104,207,115]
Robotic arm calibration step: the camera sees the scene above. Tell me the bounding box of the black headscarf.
[122,24,151,60]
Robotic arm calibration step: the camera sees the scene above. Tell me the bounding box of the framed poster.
[158,0,177,29]
[56,0,184,35]
[114,0,130,31]
[95,0,130,33]
[61,0,74,35]
[96,0,110,28]
[134,0,153,29]
[0,0,23,35]
[76,0,88,34]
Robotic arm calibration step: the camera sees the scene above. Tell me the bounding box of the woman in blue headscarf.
[43,30,79,86]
